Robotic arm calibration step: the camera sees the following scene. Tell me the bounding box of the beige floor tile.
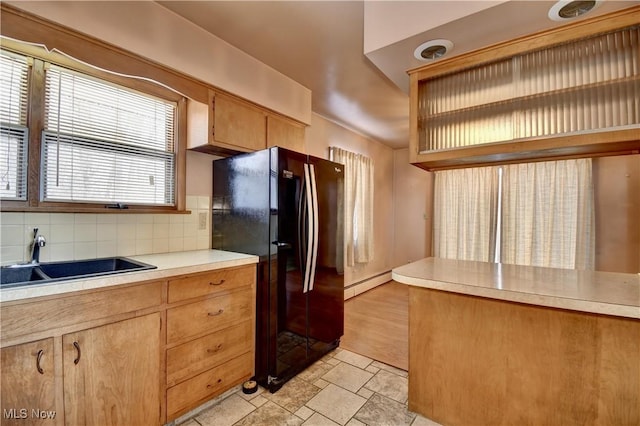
[333,350,373,369]
[345,419,366,426]
[306,383,367,425]
[303,412,340,426]
[321,362,374,392]
[412,414,443,426]
[356,387,374,399]
[268,377,321,413]
[365,365,381,374]
[249,395,269,407]
[195,394,255,426]
[178,420,199,426]
[314,378,330,389]
[354,393,416,426]
[294,405,315,420]
[370,360,409,378]
[364,369,408,403]
[232,401,303,426]
[298,360,336,383]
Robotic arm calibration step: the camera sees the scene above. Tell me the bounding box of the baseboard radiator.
[343,270,392,300]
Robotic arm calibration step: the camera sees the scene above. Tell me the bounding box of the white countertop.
[0,250,258,303]
[392,257,640,319]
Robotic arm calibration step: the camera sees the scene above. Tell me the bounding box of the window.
[42,65,176,206]
[433,159,594,270]
[0,43,185,212]
[0,50,29,200]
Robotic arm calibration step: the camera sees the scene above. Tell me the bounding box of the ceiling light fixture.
[548,0,602,21]
[414,39,454,62]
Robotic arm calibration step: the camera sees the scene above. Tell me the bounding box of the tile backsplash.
[0,196,211,265]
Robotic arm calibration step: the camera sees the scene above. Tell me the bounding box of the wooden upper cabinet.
[267,114,306,153]
[408,7,640,171]
[187,90,266,155]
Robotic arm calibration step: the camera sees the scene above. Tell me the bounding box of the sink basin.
[38,257,155,279]
[0,265,48,287]
[0,257,156,288]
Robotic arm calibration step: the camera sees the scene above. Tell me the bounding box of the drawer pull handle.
[207,343,223,354]
[209,279,225,286]
[208,309,224,317]
[73,341,81,365]
[36,349,44,374]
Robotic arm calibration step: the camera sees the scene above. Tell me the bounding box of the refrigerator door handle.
[302,164,314,294]
[308,164,319,292]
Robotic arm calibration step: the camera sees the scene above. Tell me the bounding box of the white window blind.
[42,65,176,206]
[0,50,30,200]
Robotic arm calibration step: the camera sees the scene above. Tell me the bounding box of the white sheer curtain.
[501,159,594,270]
[330,147,374,266]
[433,166,500,262]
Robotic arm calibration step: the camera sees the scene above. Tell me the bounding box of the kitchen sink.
[0,257,156,289]
[0,265,48,286]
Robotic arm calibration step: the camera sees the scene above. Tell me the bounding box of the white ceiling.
[158,1,639,149]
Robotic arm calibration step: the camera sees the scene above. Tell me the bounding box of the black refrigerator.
[212,147,344,392]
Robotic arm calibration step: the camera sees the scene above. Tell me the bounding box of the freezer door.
[271,148,312,382]
[306,156,344,345]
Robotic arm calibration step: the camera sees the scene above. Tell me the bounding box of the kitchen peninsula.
[393,257,640,426]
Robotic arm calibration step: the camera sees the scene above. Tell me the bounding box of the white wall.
[392,148,433,266]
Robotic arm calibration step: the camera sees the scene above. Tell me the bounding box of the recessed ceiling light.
[548,0,602,21]
[414,39,454,62]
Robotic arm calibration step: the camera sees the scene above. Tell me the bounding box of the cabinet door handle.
[207,343,223,354]
[209,279,225,286]
[73,341,81,365]
[36,349,44,374]
[207,309,224,317]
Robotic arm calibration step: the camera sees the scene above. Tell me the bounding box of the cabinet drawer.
[166,320,253,386]
[166,351,253,420]
[1,281,162,342]
[166,289,253,344]
[167,265,255,303]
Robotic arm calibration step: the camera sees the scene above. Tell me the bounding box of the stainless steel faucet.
[30,228,46,264]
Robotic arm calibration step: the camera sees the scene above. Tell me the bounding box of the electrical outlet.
[198,212,207,230]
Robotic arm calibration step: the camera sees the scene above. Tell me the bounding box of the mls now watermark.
[4,408,57,420]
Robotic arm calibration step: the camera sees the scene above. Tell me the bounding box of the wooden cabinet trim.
[0,281,163,345]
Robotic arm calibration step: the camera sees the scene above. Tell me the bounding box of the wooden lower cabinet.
[165,266,256,421]
[63,313,161,426]
[1,338,57,426]
[0,264,256,425]
[166,352,253,420]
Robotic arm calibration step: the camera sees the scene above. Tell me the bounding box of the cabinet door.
[213,93,266,152]
[267,115,305,153]
[1,338,57,425]
[63,313,160,426]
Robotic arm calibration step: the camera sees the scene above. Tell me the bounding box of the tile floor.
[177,348,441,426]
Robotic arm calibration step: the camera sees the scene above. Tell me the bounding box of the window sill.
[0,205,192,215]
